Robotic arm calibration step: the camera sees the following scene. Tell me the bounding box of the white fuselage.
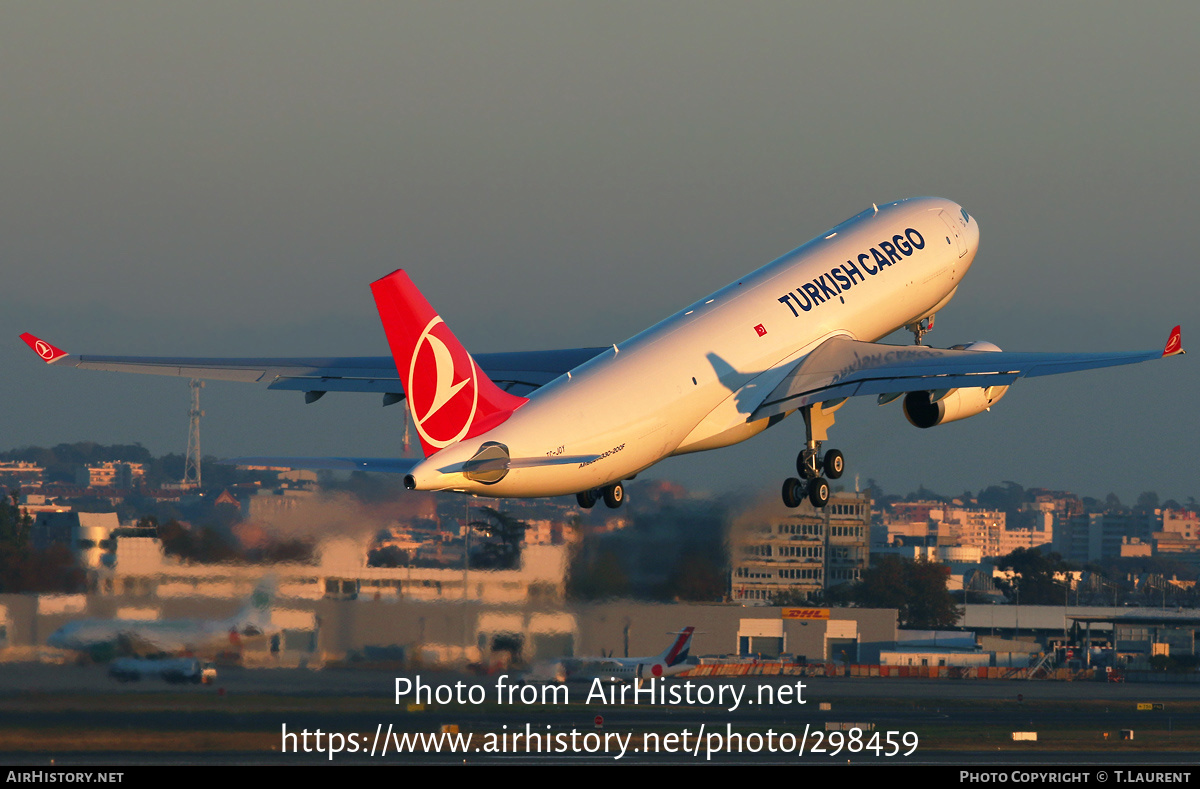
[408,197,979,497]
[48,618,239,654]
[528,654,693,684]
[48,612,276,655]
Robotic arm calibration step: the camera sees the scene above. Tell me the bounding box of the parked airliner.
[47,578,277,659]
[22,197,1183,509]
[526,627,697,684]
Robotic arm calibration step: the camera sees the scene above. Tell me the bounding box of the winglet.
[1163,326,1184,357]
[19,333,69,364]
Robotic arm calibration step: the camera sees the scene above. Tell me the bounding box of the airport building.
[96,533,568,607]
[4,588,900,668]
[8,579,1200,673]
[31,512,120,570]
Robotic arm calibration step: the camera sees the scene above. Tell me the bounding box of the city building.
[74,462,145,489]
[0,462,44,487]
[1053,510,1159,564]
[730,492,870,604]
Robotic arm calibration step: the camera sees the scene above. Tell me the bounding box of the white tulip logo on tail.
[371,269,528,459]
[408,316,479,449]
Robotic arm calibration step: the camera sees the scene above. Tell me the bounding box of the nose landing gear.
[906,314,934,345]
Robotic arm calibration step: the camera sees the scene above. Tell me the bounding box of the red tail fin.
[661,627,695,666]
[1163,325,1184,357]
[371,270,527,457]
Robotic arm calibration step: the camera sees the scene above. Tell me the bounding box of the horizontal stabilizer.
[220,457,420,474]
[431,453,603,476]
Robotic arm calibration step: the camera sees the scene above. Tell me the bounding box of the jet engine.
[902,341,1009,428]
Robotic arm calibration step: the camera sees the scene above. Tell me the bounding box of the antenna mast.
[183,379,204,488]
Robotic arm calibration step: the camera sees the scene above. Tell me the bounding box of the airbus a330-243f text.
[22,197,1184,510]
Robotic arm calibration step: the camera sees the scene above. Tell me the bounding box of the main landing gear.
[781,402,845,510]
[577,482,625,510]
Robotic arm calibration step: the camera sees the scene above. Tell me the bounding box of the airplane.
[47,578,278,659]
[527,627,697,683]
[21,197,1184,510]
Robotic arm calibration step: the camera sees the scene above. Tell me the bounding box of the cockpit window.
[961,208,970,224]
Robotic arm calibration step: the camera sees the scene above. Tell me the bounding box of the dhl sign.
[782,608,830,620]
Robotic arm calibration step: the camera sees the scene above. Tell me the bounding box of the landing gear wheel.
[796,449,820,480]
[823,449,845,480]
[808,477,830,508]
[782,477,805,508]
[576,489,598,509]
[603,483,625,509]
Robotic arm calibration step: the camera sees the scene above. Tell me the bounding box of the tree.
[0,491,83,593]
[468,507,529,569]
[994,547,1071,605]
[852,555,960,629]
[664,551,726,601]
[770,588,813,607]
[903,560,961,629]
[567,547,630,600]
[855,555,911,610]
[1135,491,1160,513]
[156,518,238,564]
[976,481,1026,514]
[0,491,31,550]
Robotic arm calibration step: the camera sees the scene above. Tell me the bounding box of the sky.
[2,3,1197,504]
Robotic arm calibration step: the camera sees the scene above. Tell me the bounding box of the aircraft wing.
[751,327,1183,420]
[19,333,606,398]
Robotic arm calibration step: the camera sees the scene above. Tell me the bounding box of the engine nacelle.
[903,386,1008,428]
[902,340,1008,428]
